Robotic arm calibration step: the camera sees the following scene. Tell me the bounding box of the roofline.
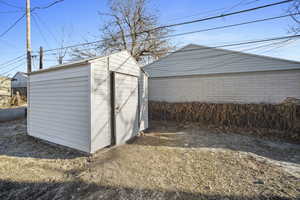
[28,60,91,75]
[12,71,27,78]
[143,43,300,69]
[142,45,191,69]
[28,50,142,76]
[190,43,300,65]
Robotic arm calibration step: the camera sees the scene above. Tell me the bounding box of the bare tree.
[288,0,300,33]
[71,0,174,64]
[56,26,73,64]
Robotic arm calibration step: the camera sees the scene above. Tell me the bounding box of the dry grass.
[0,120,299,199]
[149,101,297,130]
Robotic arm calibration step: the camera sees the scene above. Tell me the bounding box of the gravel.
[0,120,299,200]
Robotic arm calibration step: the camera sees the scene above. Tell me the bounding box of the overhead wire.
[32,12,58,43]
[1,61,26,76]
[0,0,23,9]
[39,0,294,53]
[0,0,65,38]
[0,57,26,73]
[0,57,26,76]
[31,13,52,48]
[0,12,26,37]
[145,39,299,73]
[166,0,260,22]
[0,54,26,68]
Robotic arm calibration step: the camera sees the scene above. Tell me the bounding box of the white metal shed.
[27,51,148,153]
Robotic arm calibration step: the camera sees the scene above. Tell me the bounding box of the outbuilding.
[27,51,148,153]
[12,72,28,97]
[144,44,300,104]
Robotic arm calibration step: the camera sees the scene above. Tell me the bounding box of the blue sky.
[0,0,299,76]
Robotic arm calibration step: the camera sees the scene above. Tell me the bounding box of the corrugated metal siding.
[144,44,300,78]
[149,70,300,104]
[28,65,90,152]
[139,72,148,130]
[90,58,111,153]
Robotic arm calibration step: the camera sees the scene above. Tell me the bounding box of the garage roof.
[143,44,300,78]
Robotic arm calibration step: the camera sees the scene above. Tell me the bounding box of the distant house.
[143,44,300,104]
[12,72,27,97]
[0,76,11,96]
[0,76,11,106]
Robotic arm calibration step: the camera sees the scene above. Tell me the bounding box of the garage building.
[144,44,300,104]
[27,51,148,153]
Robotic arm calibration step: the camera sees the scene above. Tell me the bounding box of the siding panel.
[90,58,111,153]
[139,72,148,130]
[149,70,300,104]
[28,65,90,152]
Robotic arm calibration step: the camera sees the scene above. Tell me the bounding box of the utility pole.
[26,0,32,73]
[26,0,31,134]
[58,56,63,65]
[39,46,43,69]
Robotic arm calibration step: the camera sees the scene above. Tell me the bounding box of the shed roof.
[143,44,300,78]
[13,72,27,78]
[28,54,108,75]
[28,50,148,76]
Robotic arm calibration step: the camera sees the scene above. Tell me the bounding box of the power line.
[33,12,58,43]
[0,0,24,9]
[155,13,300,41]
[147,39,298,73]
[146,0,292,31]
[0,56,26,75]
[42,33,300,58]
[167,0,261,22]
[42,34,300,71]
[0,0,65,38]
[0,61,26,76]
[144,41,288,70]
[0,57,26,73]
[0,13,26,37]
[41,21,300,57]
[158,34,300,55]
[142,34,300,70]
[31,13,52,48]
[0,54,25,67]
[69,12,299,52]
[40,0,294,53]
[30,0,65,12]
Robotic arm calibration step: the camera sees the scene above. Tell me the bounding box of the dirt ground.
[0,120,299,200]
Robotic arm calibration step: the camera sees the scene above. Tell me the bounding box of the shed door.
[113,73,139,145]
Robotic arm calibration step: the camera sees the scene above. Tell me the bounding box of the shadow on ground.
[0,120,86,159]
[0,120,299,199]
[0,179,295,200]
